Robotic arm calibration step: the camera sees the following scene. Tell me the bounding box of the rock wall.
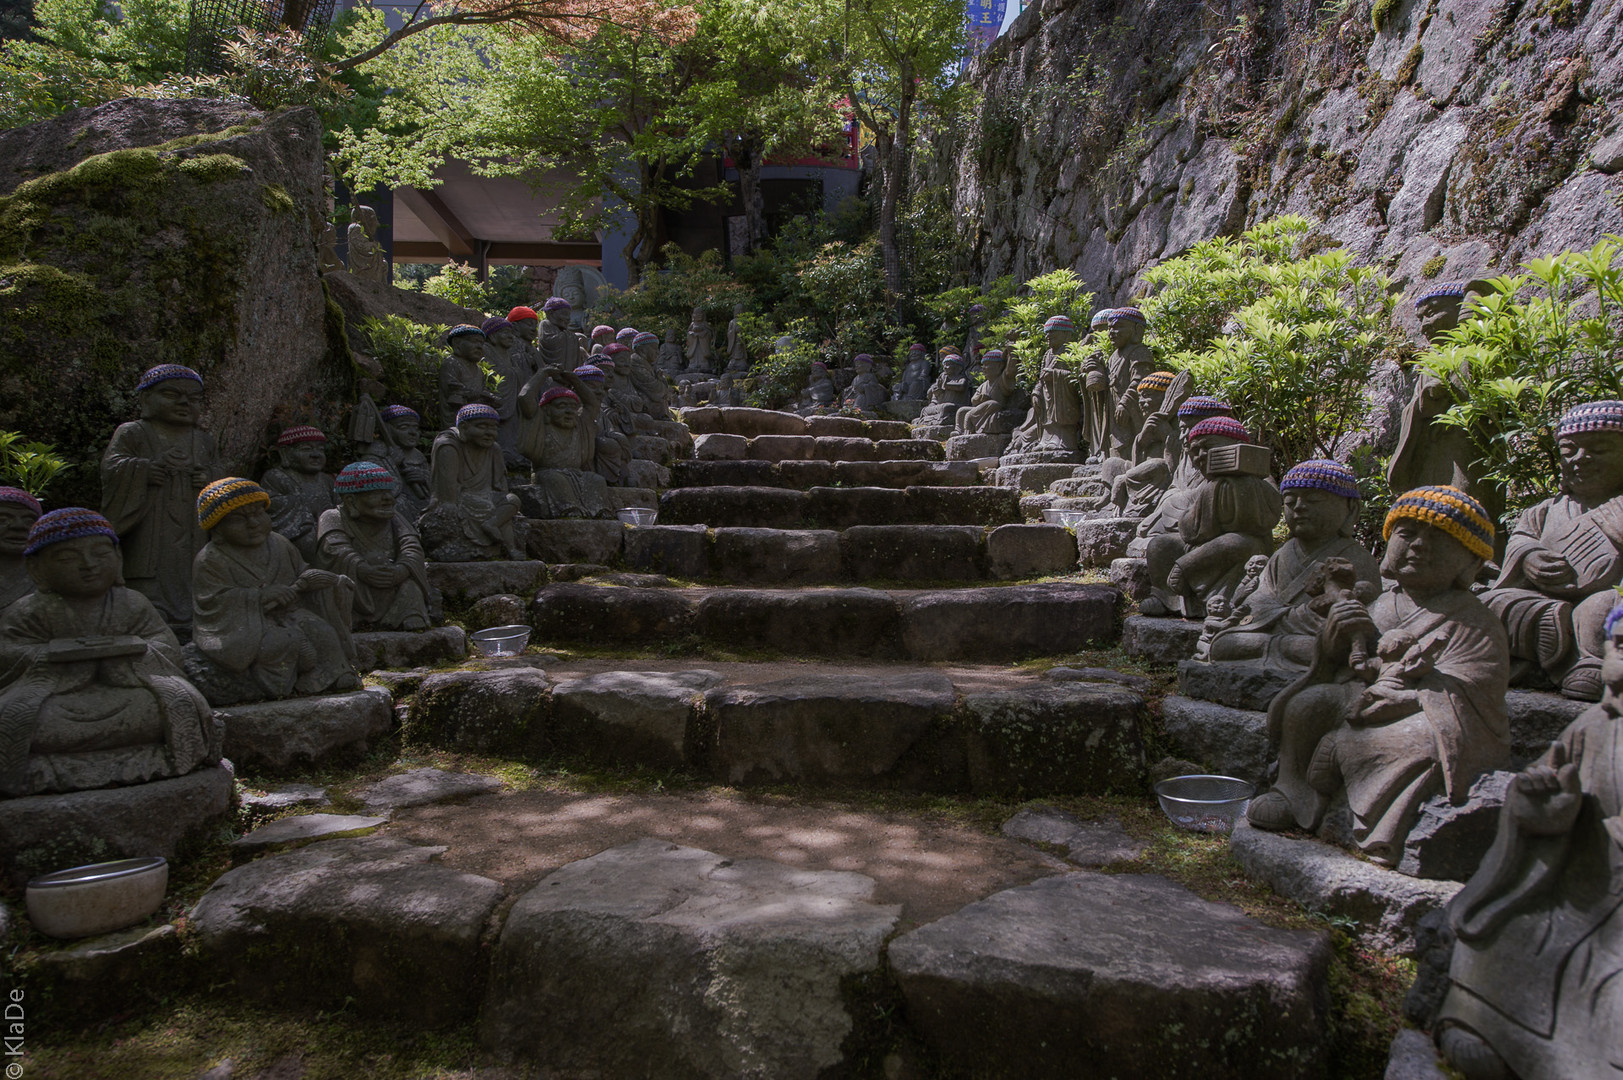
[942,0,1623,325]
[0,99,343,506]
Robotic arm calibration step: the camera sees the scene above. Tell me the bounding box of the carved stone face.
[1416,295,1463,343]
[1283,487,1358,546]
[1557,429,1623,501]
[459,417,500,448]
[489,328,518,351]
[1135,388,1166,415]
[451,335,486,362]
[1044,327,1077,352]
[855,358,874,374]
[635,342,658,363]
[1380,518,1481,593]
[140,379,204,426]
[345,489,396,523]
[282,441,327,475]
[211,503,273,549]
[1108,319,1144,350]
[546,308,572,331]
[1189,434,1232,477]
[28,535,120,598]
[690,308,707,325]
[514,320,538,344]
[545,399,580,430]
[384,416,420,448]
[0,504,39,557]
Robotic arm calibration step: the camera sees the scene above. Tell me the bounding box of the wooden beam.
[396,187,477,258]
[392,240,603,265]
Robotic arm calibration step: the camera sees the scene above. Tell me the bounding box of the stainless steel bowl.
[27,856,168,939]
[1153,775,1256,834]
[469,624,532,658]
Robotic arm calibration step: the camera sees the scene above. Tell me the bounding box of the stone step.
[696,432,945,464]
[658,485,1022,529]
[679,405,910,441]
[528,581,1119,660]
[404,659,1146,795]
[668,459,984,490]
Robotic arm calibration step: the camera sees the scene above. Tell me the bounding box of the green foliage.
[0,430,70,497]
[593,245,751,336]
[744,323,820,409]
[984,269,1095,379]
[1417,240,1623,515]
[421,260,488,311]
[1176,250,1399,469]
[360,315,448,421]
[1371,0,1400,32]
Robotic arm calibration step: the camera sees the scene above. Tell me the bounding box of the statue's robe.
[1210,535,1382,667]
[316,507,431,631]
[261,467,335,563]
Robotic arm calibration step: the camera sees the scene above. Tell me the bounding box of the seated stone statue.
[189,479,360,705]
[317,462,432,632]
[538,298,583,375]
[589,324,616,356]
[1104,370,1184,515]
[1248,486,1510,865]
[845,354,888,412]
[421,405,526,558]
[893,345,933,402]
[1208,459,1381,668]
[516,383,611,519]
[261,425,335,563]
[800,362,837,414]
[656,329,685,379]
[1007,314,1083,458]
[440,324,490,430]
[0,509,217,797]
[953,350,1027,436]
[1483,400,1623,701]
[101,364,224,632]
[1142,416,1282,617]
[1434,600,1623,1080]
[1126,396,1235,558]
[361,405,432,525]
[0,488,42,610]
[630,331,675,416]
[915,355,971,426]
[572,364,632,485]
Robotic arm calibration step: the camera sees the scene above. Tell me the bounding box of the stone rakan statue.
[421,404,525,559]
[1103,370,1185,517]
[1127,396,1235,557]
[1008,314,1084,458]
[914,355,971,427]
[800,362,837,414]
[1085,308,1157,459]
[516,381,611,520]
[846,354,888,413]
[439,324,490,431]
[1433,601,1623,1080]
[684,308,716,376]
[1142,416,1281,618]
[893,345,933,402]
[345,205,389,284]
[953,350,1026,437]
[1248,486,1510,866]
[1207,459,1381,668]
[261,425,334,563]
[1483,400,1623,701]
[361,404,432,525]
[538,298,583,375]
[725,303,749,372]
[101,364,223,632]
[0,487,41,610]
[189,479,359,705]
[0,509,217,797]
[1081,308,1114,458]
[482,316,534,472]
[317,462,432,632]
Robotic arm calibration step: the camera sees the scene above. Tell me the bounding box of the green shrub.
[361,315,448,421]
[421,260,489,312]
[983,269,1095,380]
[0,431,70,497]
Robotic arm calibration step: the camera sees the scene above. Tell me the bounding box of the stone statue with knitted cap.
[0,508,218,796]
[507,306,544,376]
[482,316,533,471]
[1008,315,1084,459]
[261,425,335,563]
[1141,416,1282,618]
[1103,370,1188,517]
[516,380,611,520]
[440,324,491,431]
[1432,598,1623,1080]
[587,324,615,357]
[1207,459,1381,668]
[317,462,433,632]
[1482,399,1623,700]
[360,405,431,525]
[100,364,224,633]
[799,362,837,414]
[914,354,971,428]
[421,404,525,559]
[1126,396,1235,558]
[1248,485,1511,866]
[188,479,360,705]
[893,346,933,403]
[537,298,583,377]
[1082,308,1157,459]
[629,331,674,415]
[570,363,632,485]
[846,354,888,413]
[953,350,1027,437]
[0,488,42,611]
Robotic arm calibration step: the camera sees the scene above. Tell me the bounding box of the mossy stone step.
[668,459,984,490]
[658,484,1021,529]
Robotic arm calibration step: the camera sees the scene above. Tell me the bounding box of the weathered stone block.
[839,524,985,581]
[1000,807,1145,866]
[806,485,909,528]
[426,561,549,604]
[812,435,878,461]
[706,673,957,787]
[676,406,723,433]
[668,459,778,488]
[986,523,1077,579]
[866,419,913,440]
[708,406,807,438]
[711,528,840,584]
[659,486,807,529]
[481,839,898,1076]
[550,670,721,769]
[876,438,944,460]
[405,667,549,755]
[232,813,386,851]
[693,432,748,460]
[989,463,1077,492]
[749,434,817,461]
[1159,696,1273,787]
[774,459,838,487]
[352,627,466,671]
[355,767,505,814]
[1177,659,1294,712]
[1121,614,1200,663]
[693,588,902,658]
[833,460,981,487]
[467,593,527,630]
[899,583,1120,662]
[622,524,711,578]
[1505,689,1587,765]
[889,872,1331,1079]
[905,485,1022,526]
[1075,517,1139,567]
[1108,556,1151,601]
[217,688,393,771]
[531,582,697,645]
[962,684,1146,796]
[524,519,624,564]
[944,433,1008,460]
[804,414,867,438]
[1397,770,1514,882]
[191,836,502,1026]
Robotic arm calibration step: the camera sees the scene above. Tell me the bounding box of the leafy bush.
[983,269,1095,380]
[744,319,820,409]
[360,315,447,420]
[421,261,489,312]
[593,245,751,340]
[1417,240,1623,516]
[0,432,70,498]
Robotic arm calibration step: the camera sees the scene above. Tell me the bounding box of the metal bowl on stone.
[616,507,657,527]
[1041,508,1086,529]
[469,624,532,658]
[1153,775,1256,834]
[26,856,169,939]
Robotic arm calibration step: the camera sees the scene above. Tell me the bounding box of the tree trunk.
[876,128,902,299]
[736,135,766,254]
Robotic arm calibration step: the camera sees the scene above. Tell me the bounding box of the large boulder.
[404,666,550,754]
[0,99,341,500]
[481,838,899,1077]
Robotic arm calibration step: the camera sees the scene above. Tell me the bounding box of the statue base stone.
[1121,614,1200,663]
[1048,475,1109,498]
[1397,770,1515,882]
[944,433,1009,461]
[1109,557,1151,601]
[1177,660,1295,713]
[1229,821,1461,956]
[1384,1029,1450,1080]
[910,423,955,442]
[1505,688,1588,765]
[526,518,626,564]
[999,449,1083,466]
[427,561,550,606]
[352,627,467,671]
[0,765,234,884]
[989,463,1079,493]
[1075,517,1139,568]
[1159,695,1271,788]
[215,687,393,772]
[882,400,924,421]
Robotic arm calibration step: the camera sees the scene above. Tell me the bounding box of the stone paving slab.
[354,767,505,814]
[1000,807,1146,865]
[232,813,387,850]
[352,626,466,671]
